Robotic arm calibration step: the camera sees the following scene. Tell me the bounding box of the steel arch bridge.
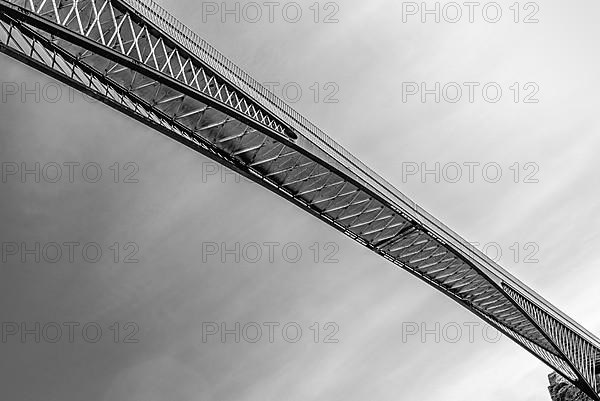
[0,0,598,398]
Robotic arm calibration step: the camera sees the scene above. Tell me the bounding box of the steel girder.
[0,0,598,398]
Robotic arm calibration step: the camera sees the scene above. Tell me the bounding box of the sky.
[1,0,600,400]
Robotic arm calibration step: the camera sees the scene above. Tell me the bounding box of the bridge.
[0,0,598,398]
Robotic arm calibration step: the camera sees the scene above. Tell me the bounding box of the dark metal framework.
[0,0,598,398]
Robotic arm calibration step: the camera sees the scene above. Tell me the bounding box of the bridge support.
[549,372,600,401]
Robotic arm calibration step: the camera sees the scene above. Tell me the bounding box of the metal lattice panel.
[0,0,598,398]
[505,284,599,398]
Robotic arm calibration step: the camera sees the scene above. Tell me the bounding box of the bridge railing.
[120,0,600,349]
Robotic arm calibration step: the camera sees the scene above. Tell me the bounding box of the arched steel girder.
[0,0,598,398]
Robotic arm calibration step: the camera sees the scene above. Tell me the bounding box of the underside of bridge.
[550,371,600,401]
[0,0,598,398]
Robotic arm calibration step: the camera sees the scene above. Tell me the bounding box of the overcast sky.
[1,0,599,400]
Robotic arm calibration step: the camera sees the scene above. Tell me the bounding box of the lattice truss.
[0,0,598,398]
